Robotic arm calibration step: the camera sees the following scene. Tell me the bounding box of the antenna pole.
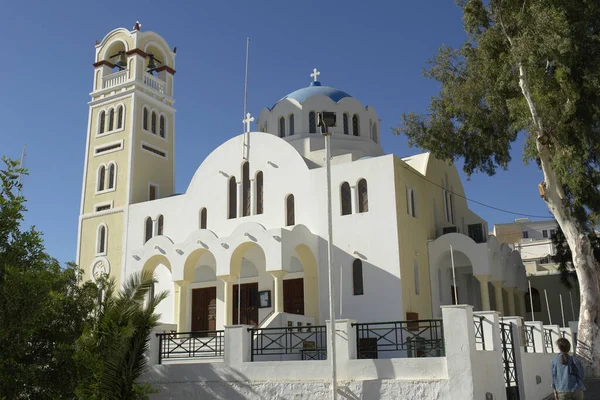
[243,37,250,121]
[17,144,26,197]
[242,38,250,160]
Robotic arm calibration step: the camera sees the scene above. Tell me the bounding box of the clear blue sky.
[0,0,552,265]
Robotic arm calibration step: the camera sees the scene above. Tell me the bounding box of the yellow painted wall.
[79,211,125,285]
[82,97,133,214]
[393,157,433,320]
[130,96,175,203]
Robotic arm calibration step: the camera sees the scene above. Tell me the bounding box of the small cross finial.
[310,68,320,82]
[243,112,255,132]
[133,21,142,31]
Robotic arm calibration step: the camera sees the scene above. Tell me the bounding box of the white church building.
[77,24,530,334]
[73,24,583,400]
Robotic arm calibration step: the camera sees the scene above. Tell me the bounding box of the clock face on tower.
[92,260,110,281]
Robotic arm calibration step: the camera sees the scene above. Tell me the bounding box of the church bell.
[114,52,127,68]
[146,55,157,72]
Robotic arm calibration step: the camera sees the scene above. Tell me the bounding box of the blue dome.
[274,81,352,108]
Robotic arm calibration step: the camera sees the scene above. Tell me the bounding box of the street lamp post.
[318,111,338,400]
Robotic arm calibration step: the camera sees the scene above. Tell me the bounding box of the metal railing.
[249,325,327,361]
[156,330,224,364]
[474,316,486,350]
[352,319,445,359]
[524,325,535,353]
[544,328,554,353]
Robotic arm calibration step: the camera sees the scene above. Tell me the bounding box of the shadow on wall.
[320,238,407,323]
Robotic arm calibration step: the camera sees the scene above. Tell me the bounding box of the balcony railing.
[143,73,166,94]
[352,319,445,359]
[249,325,327,361]
[102,70,128,90]
[99,70,166,96]
[156,330,224,364]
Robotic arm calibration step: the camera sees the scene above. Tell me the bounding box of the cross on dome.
[243,112,254,132]
[310,68,321,82]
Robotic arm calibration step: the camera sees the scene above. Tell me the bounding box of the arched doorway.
[229,242,266,327]
[142,254,174,324]
[183,249,218,332]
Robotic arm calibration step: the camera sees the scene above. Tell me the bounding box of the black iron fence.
[249,325,327,361]
[544,328,554,353]
[156,330,224,364]
[524,325,535,353]
[474,316,486,350]
[352,319,445,359]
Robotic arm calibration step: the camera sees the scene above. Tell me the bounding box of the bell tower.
[76,23,176,285]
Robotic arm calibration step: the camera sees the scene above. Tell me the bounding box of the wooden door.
[284,278,304,315]
[232,283,259,327]
[191,287,217,333]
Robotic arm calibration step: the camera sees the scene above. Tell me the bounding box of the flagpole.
[242,38,250,159]
[450,246,458,304]
[569,291,576,321]
[544,289,552,325]
[560,294,566,328]
[528,280,535,322]
[339,265,343,318]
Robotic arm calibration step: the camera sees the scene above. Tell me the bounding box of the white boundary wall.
[144,306,565,400]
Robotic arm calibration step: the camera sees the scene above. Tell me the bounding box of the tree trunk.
[518,64,600,376]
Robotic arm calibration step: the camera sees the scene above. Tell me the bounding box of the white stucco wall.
[147,378,448,400]
[520,352,554,400]
[124,133,406,328]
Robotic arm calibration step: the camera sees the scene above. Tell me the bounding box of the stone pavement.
[584,379,600,399]
[543,380,600,399]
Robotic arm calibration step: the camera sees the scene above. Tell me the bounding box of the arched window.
[414,260,420,295]
[151,111,157,134]
[117,106,124,129]
[107,163,116,190]
[289,114,295,136]
[159,115,165,138]
[279,117,286,138]
[144,217,153,243]
[97,224,107,254]
[309,111,316,133]
[157,215,164,236]
[99,111,106,134]
[525,288,542,313]
[200,208,207,229]
[108,108,115,131]
[97,165,106,192]
[353,259,364,295]
[341,182,352,215]
[228,177,237,219]
[343,113,349,135]
[256,171,264,215]
[406,186,416,217]
[352,114,360,136]
[358,179,368,213]
[143,108,148,130]
[372,122,378,142]
[286,194,295,226]
[242,162,251,216]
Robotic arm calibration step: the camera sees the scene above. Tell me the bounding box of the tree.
[551,226,600,290]
[75,271,166,400]
[0,157,99,398]
[396,0,600,374]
